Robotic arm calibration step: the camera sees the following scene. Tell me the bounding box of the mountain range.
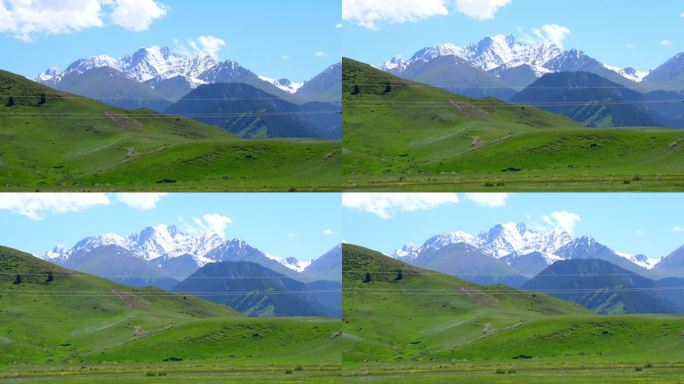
[40,225,342,317]
[377,35,684,128]
[33,46,342,139]
[391,222,673,282]
[389,222,684,314]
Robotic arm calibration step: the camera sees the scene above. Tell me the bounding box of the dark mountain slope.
[523,259,678,314]
[166,83,340,139]
[173,261,340,317]
[512,72,665,127]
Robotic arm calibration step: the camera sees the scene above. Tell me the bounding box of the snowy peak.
[258,75,304,94]
[42,225,224,263]
[35,46,219,86]
[379,35,646,84]
[604,65,649,83]
[393,222,573,262]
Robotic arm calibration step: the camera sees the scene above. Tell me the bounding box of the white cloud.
[288,233,296,239]
[281,54,291,60]
[335,23,343,29]
[342,0,449,30]
[464,193,509,208]
[114,193,167,210]
[315,50,327,58]
[109,0,166,32]
[661,39,673,46]
[187,35,225,60]
[0,193,110,220]
[626,43,635,49]
[636,229,646,236]
[674,226,683,233]
[0,0,167,41]
[342,193,459,219]
[541,211,581,235]
[193,213,232,238]
[681,12,684,17]
[323,229,334,236]
[454,0,511,21]
[532,24,571,48]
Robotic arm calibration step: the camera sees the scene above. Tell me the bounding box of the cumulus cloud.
[0,0,167,41]
[342,0,449,30]
[342,0,511,30]
[288,233,296,239]
[187,35,225,60]
[674,226,683,233]
[193,213,232,238]
[315,50,327,58]
[626,43,635,49]
[109,0,167,32]
[281,54,290,60]
[635,229,646,236]
[323,229,334,236]
[335,23,343,29]
[532,24,571,48]
[342,193,459,219]
[464,193,509,208]
[454,0,511,20]
[114,193,167,210]
[661,39,673,46]
[541,211,581,235]
[0,193,110,220]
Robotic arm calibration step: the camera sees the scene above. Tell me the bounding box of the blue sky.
[0,0,341,81]
[343,193,684,260]
[0,193,341,261]
[342,0,684,71]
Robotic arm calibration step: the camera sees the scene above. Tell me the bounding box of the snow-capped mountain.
[43,224,310,273]
[43,224,224,266]
[37,46,217,86]
[393,222,572,261]
[35,46,312,98]
[392,222,661,277]
[258,75,304,94]
[266,253,311,272]
[379,35,645,86]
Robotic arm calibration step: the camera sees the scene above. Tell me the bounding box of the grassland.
[0,246,341,383]
[0,70,340,191]
[342,58,684,191]
[342,244,684,383]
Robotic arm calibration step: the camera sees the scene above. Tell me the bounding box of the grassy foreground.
[0,70,340,191]
[342,58,684,191]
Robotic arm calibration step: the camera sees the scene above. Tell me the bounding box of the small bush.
[294,365,303,372]
[285,369,293,374]
[145,372,156,377]
[635,367,643,372]
[495,369,506,374]
[644,363,654,369]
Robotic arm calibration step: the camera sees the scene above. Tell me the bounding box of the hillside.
[523,259,678,314]
[0,245,341,370]
[343,244,684,371]
[511,72,665,127]
[342,58,684,191]
[166,83,341,139]
[342,244,585,363]
[173,261,341,318]
[0,69,341,191]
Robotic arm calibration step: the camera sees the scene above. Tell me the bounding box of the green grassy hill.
[342,58,684,191]
[342,244,684,383]
[0,70,340,191]
[0,246,341,381]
